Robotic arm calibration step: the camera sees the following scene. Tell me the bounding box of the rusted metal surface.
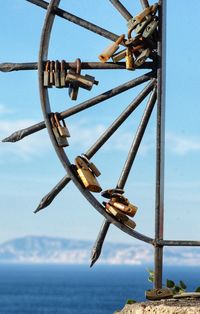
[3,72,153,143]
[0,61,154,72]
[37,0,155,248]
[154,0,166,290]
[109,0,133,21]
[27,0,127,45]
[3,0,199,295]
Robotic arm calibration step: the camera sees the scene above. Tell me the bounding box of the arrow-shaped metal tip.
[2,131,22,143]
[33,175,71,214]
[90,248,101,268]
[33,193,52,214]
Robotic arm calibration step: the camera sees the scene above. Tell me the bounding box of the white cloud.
[166,132,200,155]
[2,116,199,163]
[68,120,154,155]
[0,119,51,162]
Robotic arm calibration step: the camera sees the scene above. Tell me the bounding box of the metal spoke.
[34,77,154,213]
[90,85,157,267]
[26,0,126,45]
[117,87,157,189]
[140,0,150,9]
[109,0,133,21]
[3,72,153,142]
[34,175,71,213]
[86,79,156,158]
[0,61,154,72]
[90,220,110,267]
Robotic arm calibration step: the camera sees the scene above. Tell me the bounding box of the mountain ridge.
[0,235,199,265]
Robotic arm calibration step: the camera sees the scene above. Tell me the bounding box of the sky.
[1,0,200,246]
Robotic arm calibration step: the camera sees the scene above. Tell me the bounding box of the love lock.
[50,112,70,147]
[68,58,81,101]
[75,156,102,193]
[146,288,174,300]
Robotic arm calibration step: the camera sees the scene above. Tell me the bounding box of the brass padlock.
[112,49,127,63]
[75,156,102,193]
[127,3,158,31]
[43,60,50,87]
[49,61,55,86]
[50,113,69,147]
[135,15,152,34]
[143,18,158,38]
[104,202,136,230]
[68,58,81,100]
[125,47,135,70]
[54,113,70,138]
[99,34,125,63]
[109,200,137,217]
[54,60,61,88]
[111,193,129,205]
[101,188,124,199]
[135,48,151,67]
[66,71,98,91]
[60,60,67,87]
[80,155,101,177]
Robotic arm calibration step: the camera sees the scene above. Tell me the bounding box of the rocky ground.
[115,299,200,313]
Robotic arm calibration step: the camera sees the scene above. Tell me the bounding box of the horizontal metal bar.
[0,61,154,72]
[157,240,200,247]
[26,0,126,45]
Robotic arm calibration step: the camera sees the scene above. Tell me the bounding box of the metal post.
[154,0,166,289]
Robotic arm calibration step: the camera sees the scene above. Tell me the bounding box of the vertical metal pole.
[154,0,166,289]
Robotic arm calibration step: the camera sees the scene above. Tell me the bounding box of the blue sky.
[1,0,200,245]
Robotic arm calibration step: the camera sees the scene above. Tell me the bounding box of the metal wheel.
[1,0,164,288]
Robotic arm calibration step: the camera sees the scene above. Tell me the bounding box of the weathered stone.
[115,299,200,314]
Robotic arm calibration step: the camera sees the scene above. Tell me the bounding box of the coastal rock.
[116,299,200,314]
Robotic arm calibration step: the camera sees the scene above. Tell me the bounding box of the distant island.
[0,236,199,265]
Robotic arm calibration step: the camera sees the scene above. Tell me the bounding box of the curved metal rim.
[38,0,154,245]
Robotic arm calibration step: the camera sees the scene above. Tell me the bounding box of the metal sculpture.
[3,0,198,293]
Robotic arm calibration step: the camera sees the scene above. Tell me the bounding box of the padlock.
[110,193,129,205]
[104,202,136,230]
[75,156,102,193]
[60,60,67,87]
[109,200,137,217]
[104,202,125,219]
[127,3,158,31]
[112,49,127,63]
[101,188,124,199]
[50,113,69,147]
[43,60,50,87]
[145,288,174,301]
[54,60,61,88]
[80,155,101,177]
[66,71,98,91]
[135,15,152,34]
[54,113,70,138]
[135,48,151,67]
[49,61,55,86]
[69,58,81,101]
[125,47,135,70]
[99,34,125,63]
[142,18,158,38]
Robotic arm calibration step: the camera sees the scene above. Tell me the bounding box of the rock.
[115,299,200,314]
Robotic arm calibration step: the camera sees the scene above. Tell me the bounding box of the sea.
[0,265,200,314]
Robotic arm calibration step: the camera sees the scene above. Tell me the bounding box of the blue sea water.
[0,265,200,314]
